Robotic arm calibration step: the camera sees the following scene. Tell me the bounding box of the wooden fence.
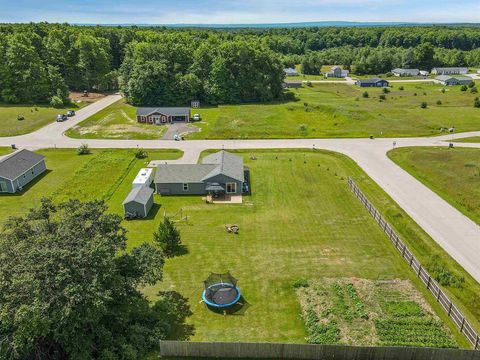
[347,177,479,350]
[159,340,480,359]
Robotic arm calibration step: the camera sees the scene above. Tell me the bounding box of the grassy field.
[388,147,480,225]
[68,83,480,140]
[0,102,87,137]
[1,148,478,350]
[454,137,480,143]
[0,147,13,156]
[66,99,167,139]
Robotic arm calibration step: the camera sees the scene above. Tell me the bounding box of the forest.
[0,23,479,106]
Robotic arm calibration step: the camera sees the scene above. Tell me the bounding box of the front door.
[153,115,161,125]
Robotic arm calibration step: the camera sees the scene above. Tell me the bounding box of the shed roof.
[0,149,45,180]
[136,107,190,117]
[123,186,154,205]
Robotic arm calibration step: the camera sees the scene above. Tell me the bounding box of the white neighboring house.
[325,66,349,78]
[419,70,429,76]
[284,68,299,76]
[391,68,420,77]
[431,67,468,75]
[132,168,154,189]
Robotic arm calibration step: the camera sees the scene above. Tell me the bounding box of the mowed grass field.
[67,82,480,140]
[388,147,480,225]
[454,137,480,143]
[0,102,87,137]
[66,99,167,139]
[1,148,477,349]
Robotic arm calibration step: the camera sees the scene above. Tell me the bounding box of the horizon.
[1,0,480,25]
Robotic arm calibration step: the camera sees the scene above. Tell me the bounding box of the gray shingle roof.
[154,151,244,185]
[155,164,217,183]
[392,68,419,75]
[436,75,454,81]
[123,186,154,205]
[433,67,468,71]
[202,151,244,182]
[356,77,387,84]
[136,107,190,117]
[0,149,45,180]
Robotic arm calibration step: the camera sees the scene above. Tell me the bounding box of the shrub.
[470,87,478,94]
[420,102,428,108]
[382,87,390,94]
[441,88,446,93]
[413,92,417,96]
[362,91,369,98]
[17,115,25,121]
[306,81,313,87]
[474,97,480,108]
[293,278,309,288]
[468,81,475,88]
[399,86,404,91]
[50,95,64,108]
[299,124,307,132]
[436,100,442,105]
[134,148,148,159]
[153,217,182,257]
[379,94,386,100]
[460,85,468,92]
[77,143,91,155]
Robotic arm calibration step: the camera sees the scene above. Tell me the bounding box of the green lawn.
[68,83,480,140]
[66,99,167,139]
[453,137,480,143]
[1,148,478,350]
[388,147,480,225]
[0,102,87,137]
[0,147,13,156]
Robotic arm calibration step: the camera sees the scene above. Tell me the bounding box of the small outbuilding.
[132,168,154,189]
[355,78,389,87]
[123,186,154,219]
[0,149,46,193]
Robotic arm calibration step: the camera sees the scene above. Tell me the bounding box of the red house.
[136,107,191,125]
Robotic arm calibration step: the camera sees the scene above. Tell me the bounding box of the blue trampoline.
[202,272,241,308]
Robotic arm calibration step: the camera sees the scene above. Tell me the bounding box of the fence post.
[436,287,442,301]
[460,317,465,333]
[475,335,479,350]
[426,276,431,290]
[448,302,453,316]
[417,264,422,277]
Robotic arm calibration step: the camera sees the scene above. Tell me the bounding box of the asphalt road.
[1,96,480,284]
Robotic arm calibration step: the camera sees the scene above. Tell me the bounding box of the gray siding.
[5,160,46,193]
[124,201,145,218]
[145,193,154,216]
[157,182,207,195]
[0,176,14,193]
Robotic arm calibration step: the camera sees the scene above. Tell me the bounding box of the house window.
[183,183,189,191]
[0,181,7,193]
[226,183,236,194]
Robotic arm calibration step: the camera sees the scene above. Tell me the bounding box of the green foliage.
[382,87,390,94]
[441,88,446,93]
[421,101,428,108]
[470,86,478,94]
[379,94,386,100]
[399,86,404,90]
[153,217,182,257]
[49,95,63,108]
[293,278,309,288]
[77,143,91,155]
[301,51,323,75]
[134,148,149,159]
[0,198,177,359]
[304,307,340,344]
[468,81,475,88]
[460,85,468,92]
[436,100,442,105]
[428,255,465,288]
[475,97,480,108]
[362,91,369,98]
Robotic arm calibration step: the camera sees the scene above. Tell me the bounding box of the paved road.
[1,97,480,283]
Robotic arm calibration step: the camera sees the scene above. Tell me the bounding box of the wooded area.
[0,24,479,106]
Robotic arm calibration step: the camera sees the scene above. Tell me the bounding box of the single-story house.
[325,66,349,78]
[355,78,389,88]
[283,80,303,89]
[155,150,244,196]
[391,68,419,77]
[431,67,468,75]
[123,186,154,218]
[136,107,191,125]
[0,149,46,193]
[284,68,299,76]
[436,75,473,86]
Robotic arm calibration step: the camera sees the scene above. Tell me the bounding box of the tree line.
[0,23,479,105]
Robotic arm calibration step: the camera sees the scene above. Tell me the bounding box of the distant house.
[436,75,473,86]
[391,68,420,77]
[283,80,303,89]
[325,66,349,78]
[431,67,468,75]
[284,68,299,76]
[0,149,46,193]
[136,107,190,125]
[155,150,244,196]
[123,186,154,219]
[355,78,389,88]
[419,70,429,76]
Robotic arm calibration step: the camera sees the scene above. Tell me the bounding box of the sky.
[0,0,479,25]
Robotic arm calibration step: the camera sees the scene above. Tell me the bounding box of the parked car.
[67,110,76,117]
[56,114,68,122]
[193,114,201,121]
